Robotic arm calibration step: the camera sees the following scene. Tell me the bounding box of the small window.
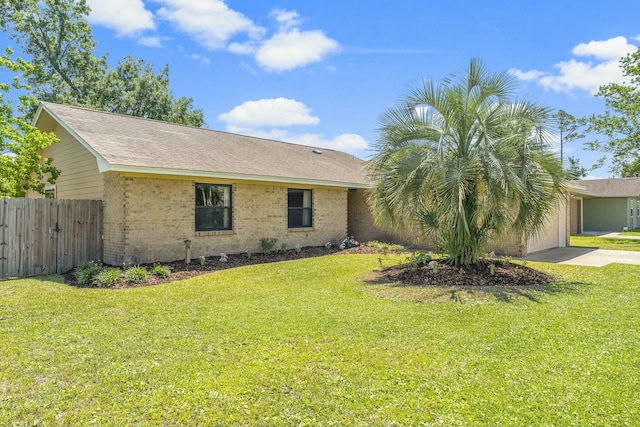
[195,184,232,231]
[44,186,56,199]
[288,189,312,228]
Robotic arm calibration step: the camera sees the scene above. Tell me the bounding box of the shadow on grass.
[0,274,65,284]
[362,273,588,304]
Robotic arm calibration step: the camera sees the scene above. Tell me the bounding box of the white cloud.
[139,36,163,48]
[271,8,303,30]
[188,54,211,66]
[218,98,320,127]
[571,36,636,60]
[86,0,155,36]
[511,36,639,95]
[255,29,341,71]
[218,98,368,154]
[229,8,341,72]
[156,0,265,50]
[226,127,369,153]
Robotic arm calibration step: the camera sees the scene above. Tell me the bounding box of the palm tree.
[367,59,565,266]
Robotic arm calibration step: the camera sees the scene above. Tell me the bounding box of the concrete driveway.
[525,247,640,267]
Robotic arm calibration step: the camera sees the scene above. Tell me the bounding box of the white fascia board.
[105,164,373,189]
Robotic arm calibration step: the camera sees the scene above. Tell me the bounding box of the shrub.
[280,243,287,253]
[406,251,431,271]
[246,250,252,260]
[198,255,206,266]
[75,261,102,286]
[294,244,302,254]
[125,266,148,284]
[93,268,122,288]
[365,240,405,253]
[151,263,171,278]
[261,237,278,255]
[220,253,228,262]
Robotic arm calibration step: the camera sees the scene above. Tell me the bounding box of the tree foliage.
[0,0,204,126]
[1,48,59,197]
[586,47,640,176]
[367,59,565,266]
[565,156,588,180]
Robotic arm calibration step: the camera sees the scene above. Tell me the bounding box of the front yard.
[1,254,639,426]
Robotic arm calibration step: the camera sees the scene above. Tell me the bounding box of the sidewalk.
[525,247,640,267]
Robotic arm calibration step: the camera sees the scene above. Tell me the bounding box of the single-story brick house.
[569,178,640,233]
[31,102,390,265]
[31,101,570,264]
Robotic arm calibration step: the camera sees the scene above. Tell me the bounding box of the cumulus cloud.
[218,98,320,127]
[86,0,155,36]
[255,29,341,71]
[156,0,265,50]
[218,98,368,154]
[510,36,639,95]
[230,8,341,71]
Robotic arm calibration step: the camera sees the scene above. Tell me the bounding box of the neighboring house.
[31,102,386,265]
[570,178,640,233]
[31,101,569,265]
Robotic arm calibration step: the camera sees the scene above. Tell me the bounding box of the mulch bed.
[62,245,553,288]
[381,260,554,287]
[63,246,368,288]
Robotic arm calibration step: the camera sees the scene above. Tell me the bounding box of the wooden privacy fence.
[0,198,103,279]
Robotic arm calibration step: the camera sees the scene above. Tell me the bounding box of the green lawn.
[2,254,639,426]
[571,235,640,251]
[620,227,640,236]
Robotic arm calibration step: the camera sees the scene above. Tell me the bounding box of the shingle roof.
[571,177,640,198]
[37,102,370,188]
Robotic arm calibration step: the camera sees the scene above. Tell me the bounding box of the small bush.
[246,250,252,260]
[93,268,122,288]
[339,236,359,249]
[125,266,148,284]
[151,263,171,278]
[280,243,287,253]
[294,244,302,254]
[75,261,102,285]
[261,237,278,255]
[365,240,405,253]
[406,251,431,271]
[198,255,206,266]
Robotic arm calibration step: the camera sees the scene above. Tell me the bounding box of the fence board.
[0,198,102,279]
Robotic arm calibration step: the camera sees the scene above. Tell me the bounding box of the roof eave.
[103,164,373,189]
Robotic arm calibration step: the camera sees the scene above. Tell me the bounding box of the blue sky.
[4,0,640,177]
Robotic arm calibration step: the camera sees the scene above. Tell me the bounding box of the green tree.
[586,47,640,176]
[367,59,565,266]
[89,57,204,127]
[565,156,588,180]
[553,109,584,168]
[0,0,204,126]
[1,48,59,197]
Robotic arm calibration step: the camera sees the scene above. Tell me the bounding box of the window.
[44,186,56,199]
[195,184,231,231]
[288,189,312,228]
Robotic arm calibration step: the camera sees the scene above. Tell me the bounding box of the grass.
[620,227,640,236]
[2,254,640,425]
[571,235,640,251]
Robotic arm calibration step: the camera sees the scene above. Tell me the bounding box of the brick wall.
[102,173,126,264]
[102,174,348,264]
[348,189,384,242]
